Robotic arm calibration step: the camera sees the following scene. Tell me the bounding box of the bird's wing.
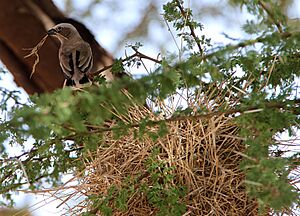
[75,42,93,74]
[59,50,73,78]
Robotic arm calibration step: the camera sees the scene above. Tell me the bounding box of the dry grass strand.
[24,34,48,78]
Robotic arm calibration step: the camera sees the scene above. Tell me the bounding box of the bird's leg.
[62,79,67,88]
[71,79,86,91]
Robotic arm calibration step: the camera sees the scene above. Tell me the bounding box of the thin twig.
[163,17,181,53]
[131,47,162,64]
[91,47,162,77]
[91,32,292,79]
[258,0,283,33]
[176,0,204,55]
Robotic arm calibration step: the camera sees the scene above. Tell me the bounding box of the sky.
[0,0,299,215]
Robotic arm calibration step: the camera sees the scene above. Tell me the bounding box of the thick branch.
[0,1,114,94]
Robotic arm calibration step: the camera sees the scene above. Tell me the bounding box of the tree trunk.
[0,0,114,94]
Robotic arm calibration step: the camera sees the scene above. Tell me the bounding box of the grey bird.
[47,23,93,88]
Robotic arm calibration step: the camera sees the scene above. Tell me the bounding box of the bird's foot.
[71,86,87,92]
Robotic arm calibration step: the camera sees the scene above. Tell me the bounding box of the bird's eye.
[57,27,63,31]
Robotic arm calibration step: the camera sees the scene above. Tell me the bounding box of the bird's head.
[47,23,81,43]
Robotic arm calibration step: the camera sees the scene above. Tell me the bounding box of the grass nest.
[56,86,259,216]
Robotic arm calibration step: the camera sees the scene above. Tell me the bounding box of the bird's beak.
[47,28,57,36]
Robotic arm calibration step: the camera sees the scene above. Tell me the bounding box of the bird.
[47,23,93,88]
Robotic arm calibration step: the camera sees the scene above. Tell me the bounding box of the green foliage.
[85,148,186,216]
[238,95,298,211]
[111,58,125,75]
[163,0,210,54]
[0,0,299,214]
[141,148,186,216]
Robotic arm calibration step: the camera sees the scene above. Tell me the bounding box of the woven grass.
[59,86,260,216]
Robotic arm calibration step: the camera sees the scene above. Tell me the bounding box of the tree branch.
[82,99,300,134]
[91,31,293,79]
[258,0,283,33]
[176,0,204,55]
[91,47,162,78]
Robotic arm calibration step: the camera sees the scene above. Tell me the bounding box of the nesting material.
[58,91,259,216]
[24,35,48,78]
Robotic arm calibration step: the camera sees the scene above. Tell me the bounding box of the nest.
[57,89,259,216]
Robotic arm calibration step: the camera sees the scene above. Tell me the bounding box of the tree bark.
[0,0,114,94]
